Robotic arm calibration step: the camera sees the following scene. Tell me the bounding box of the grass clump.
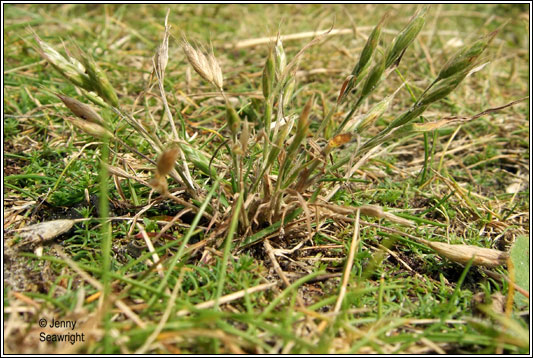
[3,4,529,354]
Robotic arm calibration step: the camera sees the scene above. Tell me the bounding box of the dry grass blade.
[317,203,414,227]
[335,209,360,313]
[135,223,166,279]
[176,282,279,316]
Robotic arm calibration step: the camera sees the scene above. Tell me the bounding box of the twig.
[264,239,292,288]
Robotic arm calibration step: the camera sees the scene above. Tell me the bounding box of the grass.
[3,3,530,354]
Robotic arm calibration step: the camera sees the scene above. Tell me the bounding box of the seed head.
[274,37,286,79]
[226,103,241,139]
[416,70,467,107]
[72,45,119,107]
[385,104,428,132]
[328,133,352,149]
[239,120,250,154]
[385,8,426,68]
[154,9,171,81]
[156,147,180,177]
[32,31,89,88]
[178,141,217,179]
[282,77,296,108]
[182,39,224,90]
[66,117,112,139]
[207,51,224,89]
[56,93,105,125]
[262,49,275,99]
[358,56,386,105]
[352,14,386,77]
[436,30,497,82]
[355,94,393,134]
[149,174,168,194]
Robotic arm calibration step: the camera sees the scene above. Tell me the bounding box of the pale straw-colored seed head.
[182,39,223,90]
[32,31,89,88]
[66,117,112,139]
[155,9,171,78]
[207,51,224,89]
[182,40,211,83]
[239,120,250,154]
[282,77,296,108]
[274,37,286,79]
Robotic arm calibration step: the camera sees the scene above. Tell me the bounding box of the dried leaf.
[12,219,75,249]
[428,241,509,268]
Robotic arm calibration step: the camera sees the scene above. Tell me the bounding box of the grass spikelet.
[208,50,224,90]
[262,49,275,99]
[385,8,426,68]
[65,117,112,139]
[274,37,287,78]
[55,93,105,125]
[282,77,296,108]
[156,147,180,178]
[416,70,468,107]
[149,146,179,194]
[182,38,223,90]
[182,40,212,83]
[437,29,498,82]
[226,104,241,139]
[352,13,386,77]
[356,56,385,107]
[75,48,119,107]
[154,9,171,81]
[178,141,218,179]
[354,90,394,133]
[31,30,89,88]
